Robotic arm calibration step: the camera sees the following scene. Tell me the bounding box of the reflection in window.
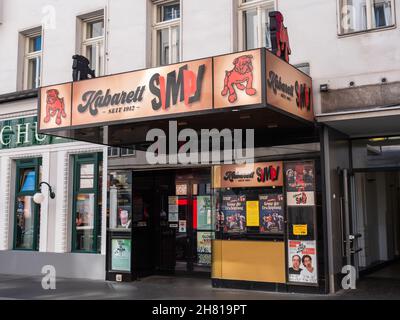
[109,172,132,230]
[15,196,35,249]
[20,169,36,192]
[75,193,95,251]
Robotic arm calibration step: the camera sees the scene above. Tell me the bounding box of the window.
[14,158,42,250]
[152,1,181,66]
[238,0,275,50]
[72,153,103,253]
[23,30,42,90]
[81,16,105,76]
[338,0,395,35]
[108,147,120,157]
[120,147,136,157]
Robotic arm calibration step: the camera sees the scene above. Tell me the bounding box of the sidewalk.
[0,273,398,300]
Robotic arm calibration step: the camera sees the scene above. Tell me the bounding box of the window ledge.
[338,24,397,38]
[0,89,38,104]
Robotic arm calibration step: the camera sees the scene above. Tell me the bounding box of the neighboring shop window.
[238,0,275,50]
[72,153,103,253]
[22,28,42,90]
[153,0,181,66]
[14,158,42,250]
[338,0,395,35]
[81,15,105,76]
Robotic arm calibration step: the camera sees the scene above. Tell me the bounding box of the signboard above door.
[38,48,314,134]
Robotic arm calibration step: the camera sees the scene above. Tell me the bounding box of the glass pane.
[372,0,393,28]
[27,57,39,90]
[75,193,95,251]
[261,8,272,48]
[28,35,42,52]
[340,0,368,33]
[159,28,169,66]
[85,44,96,69]
[171,26,180,63]
[86,20,104,39]
[161,3,180,21]
[80,163,94,189]
[245,9,257,49]
[109,172,132,230]
[15,196,35,249]
[19,168,36,192]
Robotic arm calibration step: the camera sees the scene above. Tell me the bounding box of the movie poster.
[287,240,318,284]
[221,194,246,233]
[285,161,315,192]
[197,196,212,230]
[197,232,214,265]
[111,238,131,272]
[259,194,284,234]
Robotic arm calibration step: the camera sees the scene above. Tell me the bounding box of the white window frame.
[120,147,136,157]
[337,0,396,36]
[238,0,276,51]
[152,0,182,67]
[23,30,42,90]
[81,15,105,76]
[108,147,120,158]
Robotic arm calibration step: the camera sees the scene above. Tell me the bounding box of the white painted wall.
[0,0,399,115]
[0,100,108,254]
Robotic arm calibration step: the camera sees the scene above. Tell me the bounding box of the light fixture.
[33,182,56,204]
[320,84,329,92]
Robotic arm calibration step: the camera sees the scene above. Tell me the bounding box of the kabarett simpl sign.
[38,48,315,133]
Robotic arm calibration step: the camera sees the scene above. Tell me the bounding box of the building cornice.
[0,89,38,104]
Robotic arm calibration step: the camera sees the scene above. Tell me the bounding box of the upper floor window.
[152,1,181,66]
[81,16,105,76]
[238,0,275,50]
[23,30,42,90]
[338,0,395,35]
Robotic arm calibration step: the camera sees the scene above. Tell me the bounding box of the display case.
[106,171,133,281]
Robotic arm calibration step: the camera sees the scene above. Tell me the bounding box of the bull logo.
[221,55,257,103]
[269,11,291,63]
[44,89,67,125]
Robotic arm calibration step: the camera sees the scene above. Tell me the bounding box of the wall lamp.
[320,84,329,92]
[33,182,56,204]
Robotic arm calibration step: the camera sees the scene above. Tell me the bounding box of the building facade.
[0,0,399,293]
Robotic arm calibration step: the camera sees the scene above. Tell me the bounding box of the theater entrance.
[106,167,213,280]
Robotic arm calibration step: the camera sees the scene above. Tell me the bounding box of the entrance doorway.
[131,168,213,278]
[350,170,400,275]
[340,137,400,282]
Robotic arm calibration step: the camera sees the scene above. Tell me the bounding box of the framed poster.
[168,196,179,222]
[197,231,214,265]
[197,196,212,230]
[287,240,318,284]
[111,238,131,272]
[285,161,315,192]
[259,194,284,234]
[221,194,246,233]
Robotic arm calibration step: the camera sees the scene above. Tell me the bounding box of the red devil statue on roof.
[269,11,291,63]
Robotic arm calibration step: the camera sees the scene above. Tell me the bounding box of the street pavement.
[0,272,399,300]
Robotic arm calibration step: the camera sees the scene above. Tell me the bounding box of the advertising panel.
[259,194,284,234]
[287,240,318,284]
